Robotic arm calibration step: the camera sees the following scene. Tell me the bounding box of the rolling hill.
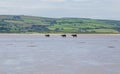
[0,15,120,33]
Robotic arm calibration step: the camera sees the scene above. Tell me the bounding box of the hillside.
[0,15,120,33]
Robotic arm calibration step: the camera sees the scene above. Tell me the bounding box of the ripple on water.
[108,46,115,48]
[27,45,37,47]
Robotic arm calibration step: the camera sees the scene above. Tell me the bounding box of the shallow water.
[0,34,120,74]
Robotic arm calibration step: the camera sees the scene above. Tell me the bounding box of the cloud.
[0,0,120,20]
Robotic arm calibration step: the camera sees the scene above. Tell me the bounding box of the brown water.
[0,34,120,74]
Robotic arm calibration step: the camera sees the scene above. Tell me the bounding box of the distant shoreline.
[0,33,120,36]
[0,15,120,34]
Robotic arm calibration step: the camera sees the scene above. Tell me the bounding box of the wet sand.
[0,34,120,74]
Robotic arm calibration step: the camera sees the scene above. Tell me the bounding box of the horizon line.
[0,14,120,21]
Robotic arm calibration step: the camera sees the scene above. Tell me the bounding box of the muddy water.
[0,34,120,74]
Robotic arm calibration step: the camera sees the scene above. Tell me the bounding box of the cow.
[45,34,50,37]
[61,34,66,37]
[71,34,77,37]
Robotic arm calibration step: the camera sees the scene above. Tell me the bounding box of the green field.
[0,15,120,33]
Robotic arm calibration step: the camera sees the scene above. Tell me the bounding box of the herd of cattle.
[45,34,77,37]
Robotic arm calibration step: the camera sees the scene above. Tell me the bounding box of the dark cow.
[61,34,66,37]
[71,34,77,37]
[45,34,50,37]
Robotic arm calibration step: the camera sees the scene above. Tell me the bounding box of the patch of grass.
[95,29,119,33]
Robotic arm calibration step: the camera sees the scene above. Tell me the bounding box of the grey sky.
[0,0,120,20]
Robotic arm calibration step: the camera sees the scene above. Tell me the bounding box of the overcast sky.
[0,0,120,20]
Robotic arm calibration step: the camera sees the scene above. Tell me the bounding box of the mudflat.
[0,34,119,74]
